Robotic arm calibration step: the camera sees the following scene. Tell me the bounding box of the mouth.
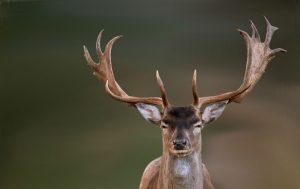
[169,149,192,157]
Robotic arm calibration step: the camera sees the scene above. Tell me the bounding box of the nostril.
[172,140,177,146]
[173,139,187,150]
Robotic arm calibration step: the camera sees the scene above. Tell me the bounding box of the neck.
[158,149,203,189]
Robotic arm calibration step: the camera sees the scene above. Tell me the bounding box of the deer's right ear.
[136,103,161,125]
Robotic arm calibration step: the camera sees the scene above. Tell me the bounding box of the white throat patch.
[173,159,191,178]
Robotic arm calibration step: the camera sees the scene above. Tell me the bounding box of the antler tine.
[83,45,98,70]
[250,20,260,41]
[84,31,164,107]
[96,29,104,57]
[156,71,170,108]
[194,18,286,108]
[103,35,127,97]
[192,70,199,106]
[264,17,287,55]
[264,16,278,46]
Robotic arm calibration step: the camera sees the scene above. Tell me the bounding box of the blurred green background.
[0,0,299,189]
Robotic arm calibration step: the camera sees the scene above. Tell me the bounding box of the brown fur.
[139,157,214,189]
[139,106,214,189]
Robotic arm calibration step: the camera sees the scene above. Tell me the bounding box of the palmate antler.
[83,18,286,110]
[192,17,286,108]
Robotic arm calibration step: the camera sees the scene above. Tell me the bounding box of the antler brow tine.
[156,71,170,108]
[192,70,199,106]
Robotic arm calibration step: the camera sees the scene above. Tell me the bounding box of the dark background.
[0,0,299,189]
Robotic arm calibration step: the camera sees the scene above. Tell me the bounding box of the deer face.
[161,106,202,156]
[136,101,227,157]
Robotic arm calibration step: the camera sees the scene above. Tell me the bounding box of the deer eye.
[160,121,169,129]
[193,121,202,128]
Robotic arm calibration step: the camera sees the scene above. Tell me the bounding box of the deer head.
[135,73,230,157]
[83,17,286,188]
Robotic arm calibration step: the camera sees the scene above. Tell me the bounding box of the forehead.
[162,106,200,125]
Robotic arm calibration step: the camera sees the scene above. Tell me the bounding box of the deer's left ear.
[136,103,161,125]
[201,100,228,124]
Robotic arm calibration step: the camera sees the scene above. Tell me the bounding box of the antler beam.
[84,18,285,110]
[83,30,168,108]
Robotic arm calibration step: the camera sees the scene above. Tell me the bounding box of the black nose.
[172,139,187,150]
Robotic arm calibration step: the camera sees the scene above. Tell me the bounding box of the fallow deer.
[83,17,286,189]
